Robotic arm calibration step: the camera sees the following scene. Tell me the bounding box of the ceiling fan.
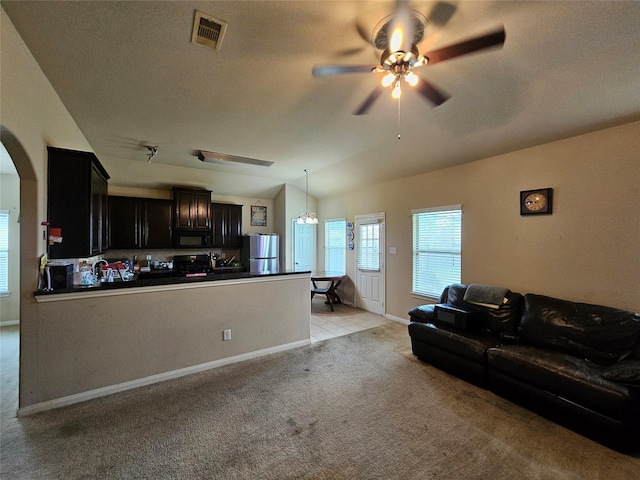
[312,1,506,115]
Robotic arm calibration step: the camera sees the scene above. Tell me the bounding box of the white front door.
[292,220,316,272]
[355,213,385,315]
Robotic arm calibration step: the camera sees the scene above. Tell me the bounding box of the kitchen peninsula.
[23,271,311,415]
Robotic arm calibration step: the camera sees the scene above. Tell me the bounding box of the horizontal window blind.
[357,223,380,271]
[412,206,461,298]
[0,210,8,294]
[325,219,346,274]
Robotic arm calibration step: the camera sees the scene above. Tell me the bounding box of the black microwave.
[174,231,213,248]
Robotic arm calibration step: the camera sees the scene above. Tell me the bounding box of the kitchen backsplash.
[105,247,243,264]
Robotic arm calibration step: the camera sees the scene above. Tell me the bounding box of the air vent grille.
[191,11,227,52]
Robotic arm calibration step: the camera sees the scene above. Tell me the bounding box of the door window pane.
[357,223,380,271]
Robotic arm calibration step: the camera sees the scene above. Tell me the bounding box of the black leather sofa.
[408,284,640,448]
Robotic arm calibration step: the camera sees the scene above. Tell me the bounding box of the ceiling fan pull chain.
[397,94,402,140]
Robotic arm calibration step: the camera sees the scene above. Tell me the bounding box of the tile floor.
[310,297,393,343]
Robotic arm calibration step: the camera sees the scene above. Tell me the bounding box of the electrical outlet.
[223,329,231,341]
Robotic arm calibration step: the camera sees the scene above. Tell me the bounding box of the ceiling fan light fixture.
[381,72,396,87]
[392,82,402,99]
[389,27,404,52]
[372,11,427,50]
[405,71,418,87]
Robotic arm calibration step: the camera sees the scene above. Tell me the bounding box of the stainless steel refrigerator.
[241,234,280,274]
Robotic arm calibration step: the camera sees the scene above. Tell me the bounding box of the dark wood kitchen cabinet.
[143,199,173,248]
[108,196,173,249]
[212,203,243,248]
[47,146,109,259]
[108,196,140,249]
[173,188,211,231]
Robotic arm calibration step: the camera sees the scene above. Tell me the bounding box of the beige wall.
[0,173,20,323]
[319,121,640,317]
[22,275,311,410]
[2,7,96,410]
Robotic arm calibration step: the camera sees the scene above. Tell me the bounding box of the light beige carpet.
[1,322,638,479]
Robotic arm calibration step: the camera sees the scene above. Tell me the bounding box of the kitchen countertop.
[34,269,310,301]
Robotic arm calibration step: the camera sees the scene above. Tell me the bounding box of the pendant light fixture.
[297,169,319,225]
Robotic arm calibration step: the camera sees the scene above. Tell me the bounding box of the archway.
[0,126,38,413]
[0,141,19,324]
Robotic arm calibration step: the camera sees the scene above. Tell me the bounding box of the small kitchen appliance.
[46,262,73,289]
[172,254,212,276]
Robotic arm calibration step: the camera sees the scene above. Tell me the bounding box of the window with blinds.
[412,205,462,298]
[325,219,346,274]
[0,210,9,294]
[357,223,380,271]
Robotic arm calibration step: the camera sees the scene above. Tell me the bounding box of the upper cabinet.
[108,196,173,249]
[144,199,174,248]
[173,188,212,231]
[108,196,141,249]
[212,203,243,248]
[47,147,109,259]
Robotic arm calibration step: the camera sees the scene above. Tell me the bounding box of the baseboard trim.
[386,313,409,325]
[17,338,310,417]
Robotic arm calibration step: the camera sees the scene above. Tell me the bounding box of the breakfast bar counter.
[34,270,308,302]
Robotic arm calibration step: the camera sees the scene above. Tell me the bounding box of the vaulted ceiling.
[2,1,639,198]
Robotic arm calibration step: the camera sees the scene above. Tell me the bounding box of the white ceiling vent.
[191,10,227,52]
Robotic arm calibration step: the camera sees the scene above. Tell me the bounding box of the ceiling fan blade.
[355,21,371,44]
[427,2,457,27]
[353,86,384,115]
[414,75,450,106]
[424,28,505,66]
[334,46,367,57]
[312,65,375,77]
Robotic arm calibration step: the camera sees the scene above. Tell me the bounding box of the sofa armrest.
[408,305,437,324]
[602,360,640,386]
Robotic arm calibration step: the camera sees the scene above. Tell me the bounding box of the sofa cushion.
[445,283,476,310]
[408,322,501,363]
[483,291,523,335]
[444,284,524,335]
[518,294,640,365]
[488,345,640,423]
[602,361,640,386]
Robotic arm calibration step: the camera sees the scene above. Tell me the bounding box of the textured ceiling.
[2,1,639,198]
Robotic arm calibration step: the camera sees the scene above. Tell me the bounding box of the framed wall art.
[251,204,267,226]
